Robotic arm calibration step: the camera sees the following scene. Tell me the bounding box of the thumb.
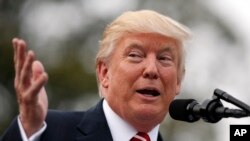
[32,60,46,81]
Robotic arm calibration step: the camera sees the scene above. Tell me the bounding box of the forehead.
[117,33,181,51]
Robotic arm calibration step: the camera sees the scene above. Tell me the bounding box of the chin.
[135,106,165,121]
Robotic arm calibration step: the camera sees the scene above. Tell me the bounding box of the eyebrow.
[159,46,173,53]
[123,40,144,53]
[124,39,177,54]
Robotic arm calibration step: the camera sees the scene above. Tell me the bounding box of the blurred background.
[1,0,250,140]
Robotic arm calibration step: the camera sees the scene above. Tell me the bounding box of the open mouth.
[136,88,160,97]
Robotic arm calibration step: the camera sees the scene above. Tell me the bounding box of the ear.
[175,83,181,96]
[175,76,182,95]
[97,61,109,88]
[176,68,185,95]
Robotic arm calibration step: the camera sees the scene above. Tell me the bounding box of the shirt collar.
[103,99,160,141]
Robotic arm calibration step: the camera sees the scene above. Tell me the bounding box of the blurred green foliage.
[0,0,98,135]
[0,0,22,135]
[47,52,97,107]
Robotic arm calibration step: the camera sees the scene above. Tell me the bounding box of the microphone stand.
[214,89,250,114]
[198,88,250,123]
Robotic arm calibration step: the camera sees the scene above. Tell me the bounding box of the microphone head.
[169,99,200,122]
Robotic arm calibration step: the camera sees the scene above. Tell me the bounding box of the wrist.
[19,115,44,138]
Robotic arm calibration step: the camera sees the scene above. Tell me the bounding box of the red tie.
[130,132,151,141]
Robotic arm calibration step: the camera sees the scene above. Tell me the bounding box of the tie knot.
[130,132,151,141]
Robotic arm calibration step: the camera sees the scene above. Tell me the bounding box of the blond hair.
[96,10,192,94]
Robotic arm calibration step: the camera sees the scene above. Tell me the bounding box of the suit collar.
[76,99,113,141]
[75,99,163,141]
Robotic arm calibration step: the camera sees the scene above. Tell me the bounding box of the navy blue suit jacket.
[1,100,163,141]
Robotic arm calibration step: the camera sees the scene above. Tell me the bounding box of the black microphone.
[169,99,248,123]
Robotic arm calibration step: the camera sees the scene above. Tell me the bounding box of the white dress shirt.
[18,99,160,141]
[103,100,160,141]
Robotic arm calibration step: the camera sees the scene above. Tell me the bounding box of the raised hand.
[12,38,48,137]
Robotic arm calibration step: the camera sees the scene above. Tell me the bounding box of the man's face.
[99,32,181,131]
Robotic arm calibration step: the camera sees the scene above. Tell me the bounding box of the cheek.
[107,64,143,107]
[108,66,135,95]
[161,69,179,99]
[111,62,142,85]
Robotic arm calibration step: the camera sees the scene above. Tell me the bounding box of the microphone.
[214,88,250,113]
[169,99,248,123]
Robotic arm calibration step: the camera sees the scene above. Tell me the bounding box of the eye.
[128,52,142,58]
[128,51,143,62]
[128,52,140,57]
[158,56,171,61]
[157,55,173,64]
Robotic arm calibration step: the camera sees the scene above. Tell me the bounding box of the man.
[1,10,191,141]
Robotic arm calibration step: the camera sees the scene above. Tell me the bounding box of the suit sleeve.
[0,117,23,141]
[0,117,46,141]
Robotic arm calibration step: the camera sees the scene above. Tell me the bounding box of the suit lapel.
[75,99,113,141]
[75,99,164,141]
[157,133,163,141]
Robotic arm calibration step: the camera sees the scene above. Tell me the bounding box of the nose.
[142,56,159,80]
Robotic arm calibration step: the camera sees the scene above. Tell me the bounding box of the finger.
[28,72,48,99]
[32,61,46,81]
[15,39,27,83]
[12,38,19,64]
[20,50,35,88]
[13,38,19,87]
